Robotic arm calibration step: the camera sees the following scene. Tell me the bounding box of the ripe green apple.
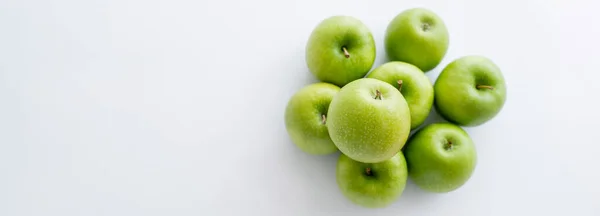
[305,16,376,86]
[403,123,477,193]
[336,151,408,208]
[434,55,507,126]
[384,8,449,72]
[327,78,411,163]
[284,82,341,155]
[366,61,434,129]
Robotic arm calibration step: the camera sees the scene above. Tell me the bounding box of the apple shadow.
[364,50,392,78]
[387,178,446,211]
[409,106,449,137]
[279,137,346,207]
[275,45,455,211]
[392,107,452,209]
[270,40,350,205]
[300,71,320,85]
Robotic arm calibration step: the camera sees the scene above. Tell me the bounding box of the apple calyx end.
[365,167,372,176]
[321,114,327,124]
[421,23,431,31]
[444,140,453,151]
[342,47,350,58]
[397,80,403,92]
[476,85,494,90]
[374,90,382,100]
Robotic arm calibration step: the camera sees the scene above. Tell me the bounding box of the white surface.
[1,0,599,215]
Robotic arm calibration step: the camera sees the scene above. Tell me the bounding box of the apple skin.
[366,61,434,129]
[403,123,477,193]
[284,83,341,155]
[384,8,449,72]
[434,55,507,126]
[336,151,408,208]
[327,78,411,163]
[305,16,376,86]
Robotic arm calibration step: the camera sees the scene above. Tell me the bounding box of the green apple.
[434,55,507,126]
[284,82,341,155]
[403,123,477,193]
[366,61,434,129]
[336,151,408,208]
[384,8,449,72]
[305,16,376,86]
[327,78,411,163]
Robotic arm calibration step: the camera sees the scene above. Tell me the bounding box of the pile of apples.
[284,8,507,208]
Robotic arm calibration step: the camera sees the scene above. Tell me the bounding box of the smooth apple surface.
[385,8,449,72]
[336,151,408,208]
[403,123,477,193]
[434,55,507,126]
[306,16,376,86]
[284,82,340,155]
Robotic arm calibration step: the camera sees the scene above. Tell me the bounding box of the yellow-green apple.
[336,151,408,208]
[305,16,376,86]
[284,83,340,155]
[367,61,433,129]
[327,78,411,163]
[434,55,507,126]
[384,8,449,72]
[403,123,477,193]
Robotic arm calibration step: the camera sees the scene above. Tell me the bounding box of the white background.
[1,0,599,215]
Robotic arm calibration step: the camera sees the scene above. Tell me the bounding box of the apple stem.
[342,47,350,58]
[321,114,326,124]
[397,80,403,92]
[374,90,382,100]
[365,167,372,176]
[476,85,494,90]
